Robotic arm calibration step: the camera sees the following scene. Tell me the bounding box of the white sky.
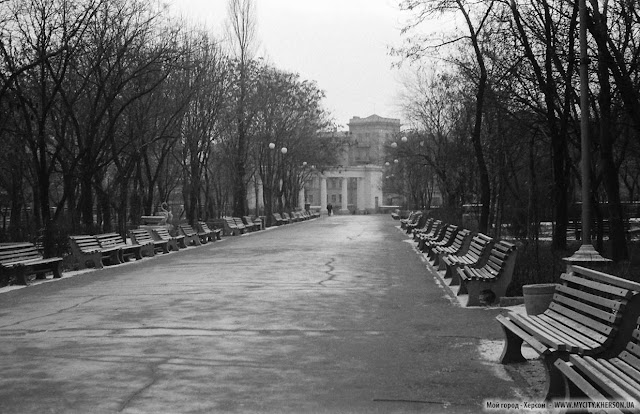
[168,0,408,129]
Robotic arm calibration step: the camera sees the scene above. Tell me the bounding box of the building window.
[331,194,337,203]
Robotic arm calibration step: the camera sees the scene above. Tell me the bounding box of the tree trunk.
[596,33,628,261]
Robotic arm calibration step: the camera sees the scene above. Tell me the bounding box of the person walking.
[327,203,333,216]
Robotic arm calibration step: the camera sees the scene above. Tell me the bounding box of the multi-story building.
[304,114,401,214]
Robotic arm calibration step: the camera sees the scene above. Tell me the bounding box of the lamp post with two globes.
[264,142,288,226]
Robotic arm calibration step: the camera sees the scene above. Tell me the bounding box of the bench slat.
[543,309,609,344]
[570,355,639,402]
[525,315,589,353]
[556,284,627,311]
[562,273,632,299]
[508,312,570,352]
[537,314,603,350]
[496,314,550,356]
[548,302,615,336]
[570,265,640,292]
[553,360,611,404]
[553,293,621,324]
[614,353,640,383]
[597,358,640,400]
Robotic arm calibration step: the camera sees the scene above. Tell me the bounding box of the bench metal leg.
[449,267,461,286]
[167,239,179,251]
[133,246,145,260]
[457,280,468,295]
[52,262,63,278]
[499,324,526,364]
[542,354,567,401]
[463,282,488,306]
[140,244,155,257]
[14,266,30,286]
[107,251,122,265]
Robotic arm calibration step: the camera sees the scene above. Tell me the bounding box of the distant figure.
[327,203,333,216]
[158,202,173,226]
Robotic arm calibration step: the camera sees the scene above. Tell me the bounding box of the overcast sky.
[169,0,408,129]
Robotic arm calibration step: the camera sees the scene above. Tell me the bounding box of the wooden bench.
[129,229,169,255]
[272,213,288,226]
[572,218,630,241]
[232,217,248,233]
[496,265,640,399]
[413,219,443,246]
[69,235,122,269]
[178,224,202,246]
[553,316,640,409]
[456,240,517,306]
[405,213,426,234]
[222,217,243,235]
[96,233,144,262]
[282,212,297,223]
[197,221,221,241]
[442,233,494,283]
[0,243,63,285]
[242,216,262,231]
[417,222,450,252]
[430,229,472,269]
[412,217,434,237]
[400,211,420,230]
[152,227,185,251]
[141,216,165,225]
[422,224,460,255]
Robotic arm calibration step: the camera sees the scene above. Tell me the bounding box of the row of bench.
[219,211,318,235]
[1,212,320,286]
[400,211,640,408]
[272,211,319,226]
[69,222,221,270]
[403,213,517,307]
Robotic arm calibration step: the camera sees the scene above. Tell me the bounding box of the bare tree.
[225,0,259,217]
[396,0,494,233]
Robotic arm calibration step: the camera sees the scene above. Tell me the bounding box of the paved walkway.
[0,215,534,413]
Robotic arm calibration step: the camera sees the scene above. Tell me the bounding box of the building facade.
[304,114,401,214]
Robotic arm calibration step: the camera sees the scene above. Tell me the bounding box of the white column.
[298,187,305,210]
[357,177,366,213]
[370,170,383,211]
[320,176,327,214]
[256,177,264,213]
[341,177,349,212]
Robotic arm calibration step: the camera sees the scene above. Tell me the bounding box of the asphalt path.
[0,215,530,413]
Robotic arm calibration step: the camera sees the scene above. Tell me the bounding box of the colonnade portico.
[316,166,383,214]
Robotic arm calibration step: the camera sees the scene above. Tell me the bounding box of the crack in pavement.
[0,296,105,328]
[318,258,337,286]
[118,357,169,412]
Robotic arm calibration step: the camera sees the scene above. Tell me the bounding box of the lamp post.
[265,143,287,226]
[564,0,609,267]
